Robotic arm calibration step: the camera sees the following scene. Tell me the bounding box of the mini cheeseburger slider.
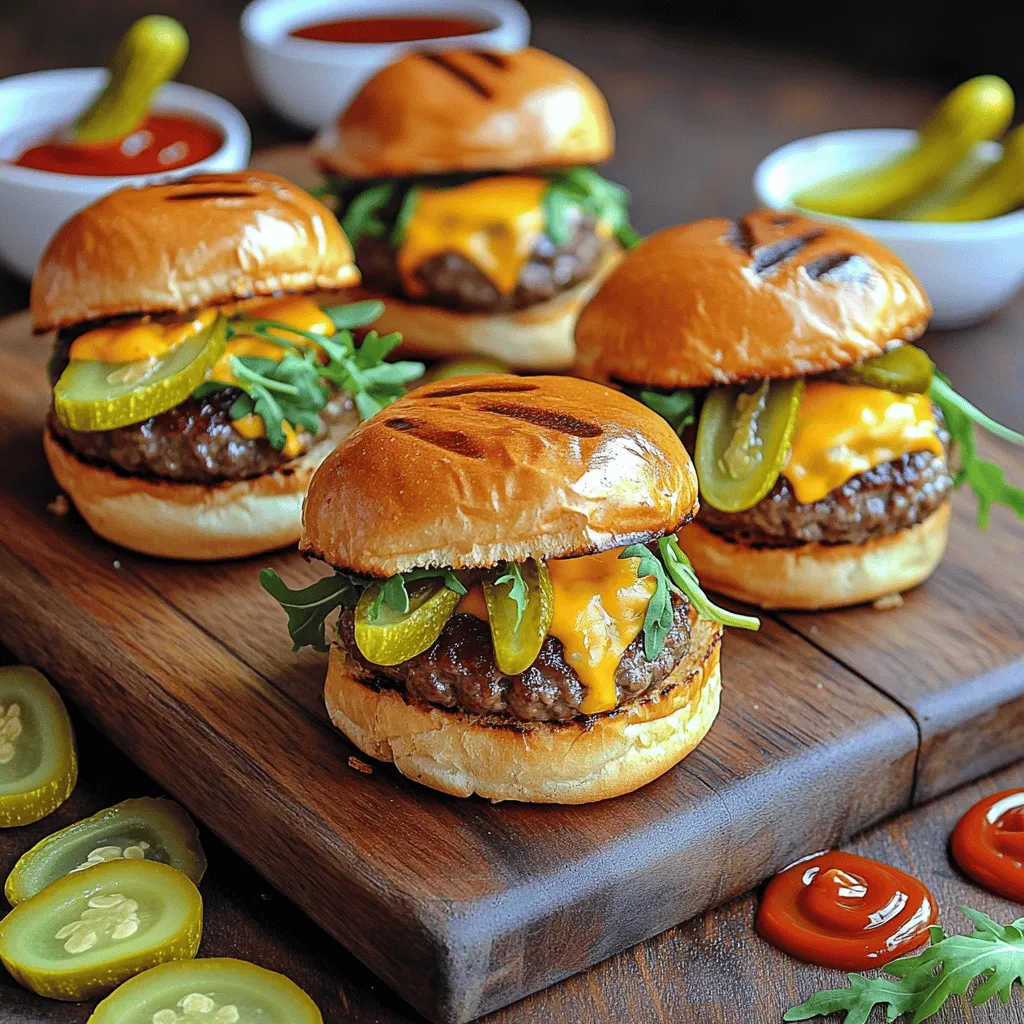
[34,171,424,560]
[574,210,1024,610]
[312,47,636,372]
[262,375,757,803]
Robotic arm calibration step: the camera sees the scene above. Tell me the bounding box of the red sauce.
[951,789,1024,901]
[14,113,222,178]
[290,16,490,44]
[756,851,937,971]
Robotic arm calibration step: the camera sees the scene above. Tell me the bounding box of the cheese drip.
[397,176,548,298]
[782,382,944,504]
[67,296,335,451]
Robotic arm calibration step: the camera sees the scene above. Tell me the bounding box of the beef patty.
[48,328,340,484]
[698,446,953,548]
[337,592,693,723]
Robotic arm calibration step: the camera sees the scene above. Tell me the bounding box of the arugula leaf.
[322,300,386,332]
[785,908,1024,1024]
[659,537,761,631]
[259,569,365,652]
[543,166,641,249]
[929,371,1024,527]
[340,182,395,244]
[493,562,528,630]
[367,567,468,622]
[620,544,674,659]
[630,388,699,438]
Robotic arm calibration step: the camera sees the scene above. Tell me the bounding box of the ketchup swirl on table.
[951,789,1024,901]
[756,851,937,971]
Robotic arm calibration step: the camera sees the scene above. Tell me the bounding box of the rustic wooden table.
[1,4,1022,1022]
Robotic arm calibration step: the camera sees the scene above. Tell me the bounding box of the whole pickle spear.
[794,76,1014,219]
[72,15,189,145]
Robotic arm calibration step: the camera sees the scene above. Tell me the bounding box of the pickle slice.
[483,561,554,675]
[88,957,322,1023]
[54,314,227,432]
[0,859,202,1001]
[835,344,934,395]
[424,357,510,382]
[0,666,77,829]
[6,797,206,906]
[695,379,805,512]
[354,581,462,666]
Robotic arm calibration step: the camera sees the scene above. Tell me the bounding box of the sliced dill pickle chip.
[696,378,805,512]
[424,357,510,382]
[6,797,206,906]
[354,581,462,666]
[54,314,227,432]
[835,344,934,394]
[483,561,554,675]
[0,666,77,829]
[0,859,202,1001]
[88,957,323,1024]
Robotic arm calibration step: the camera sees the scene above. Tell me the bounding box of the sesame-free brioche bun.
[574,210,931,388]
[44,404,358,560]
[347,243,622,371]
[301,374,698,576]
[32,172,358,332]
[325,616,722,803]
[677,501,950,610]
[315,47,614,179]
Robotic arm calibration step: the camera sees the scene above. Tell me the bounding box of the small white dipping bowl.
[242,0,530,132]
[0,69,251,281]
[754,128,1024,329]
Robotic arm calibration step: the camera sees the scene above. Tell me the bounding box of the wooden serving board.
[0,309,1022,1022]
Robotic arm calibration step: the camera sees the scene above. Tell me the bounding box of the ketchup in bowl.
[756,851,937,971]
[290,16,491,44]
[15,113,222,177]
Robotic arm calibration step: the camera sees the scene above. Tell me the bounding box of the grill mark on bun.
[420,53,493,98]
[482,402,603,438]
[805,251,874,284]
[384,418,487,459]
[165,190,258,201]
[751,231,824,276]
[424,381,540,399]
[472,51,508,69]
[723,216,756,255]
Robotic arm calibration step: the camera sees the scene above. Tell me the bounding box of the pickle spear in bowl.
[32,170,424,560]
[262,374,757,804]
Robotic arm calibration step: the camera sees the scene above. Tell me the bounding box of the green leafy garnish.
[543,166,640,249]
[629,388,700,438]
[785,908,1024,1024]
[620,544,674,660]
[493,562,528,630]
[261,566,467,648]
[340,182,395,243]
[619,538,759,658]
[259,569,366,652]
[367,568,467,621]
[194,303,424,451]
[929,370,1024,527]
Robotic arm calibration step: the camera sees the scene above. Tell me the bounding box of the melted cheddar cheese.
[69,309,217,362]
[782,382,944,504]
[548,547,657,715]
[397,176,548,298]
[67,297,334,448]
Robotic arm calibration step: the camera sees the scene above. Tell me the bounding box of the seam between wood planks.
[766,611,924,804]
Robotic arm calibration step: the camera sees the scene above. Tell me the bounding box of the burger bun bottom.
[324,618,722,803]
[677,501,951,611]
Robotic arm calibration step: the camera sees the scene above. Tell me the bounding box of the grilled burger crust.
[338,592,692,723]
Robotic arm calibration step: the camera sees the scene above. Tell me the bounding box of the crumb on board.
[348,755,373,775]
[47,494,70,517]
[873,592,905,611]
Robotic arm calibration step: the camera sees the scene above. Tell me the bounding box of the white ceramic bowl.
[754,128,1024,329]
[241,0,530,132]
[0,69,251,281]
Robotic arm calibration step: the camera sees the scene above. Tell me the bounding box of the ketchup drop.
[756,851,937,971]
[951,789,1024,901]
